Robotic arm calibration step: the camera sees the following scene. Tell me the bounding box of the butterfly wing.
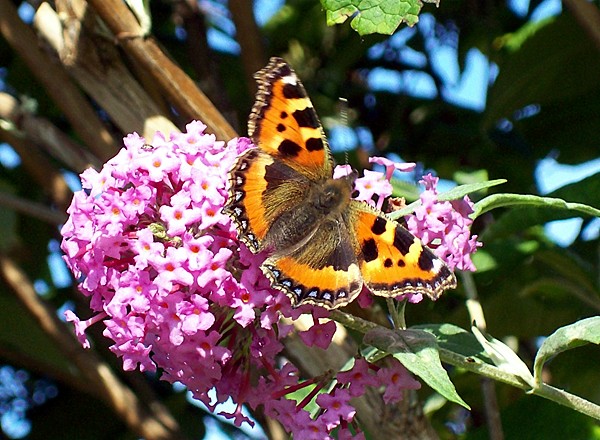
[249,57,333,181]
[225,58,333,253]
[262,217,363,309]
[349,201,457,300]
[224,148,310,253]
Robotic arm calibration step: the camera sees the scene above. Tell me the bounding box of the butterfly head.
[314,177,352,213]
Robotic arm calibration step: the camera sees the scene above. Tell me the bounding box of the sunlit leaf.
[412,323,489,362]
[472,326,535,388]
[485,14,600,129]
[533,317,600,385]
[474,193,600,219]
[391,179,506,219]
[320,0,430,35]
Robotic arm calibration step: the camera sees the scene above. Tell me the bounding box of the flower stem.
[386,298,406,329]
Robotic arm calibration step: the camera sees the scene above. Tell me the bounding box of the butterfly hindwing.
[262,217,363,309]
[249,57,333,180]
[350,201,457,300]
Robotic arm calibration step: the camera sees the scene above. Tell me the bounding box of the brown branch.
[0,128,73,211]
[86,0,237,141]
[481,377,504,440]
[0,192,66,225]
[0,0,118,161]
[0,343,90,395]
[36,1,179,141]
[0,254,187,440]
[229,0,267,95]
[174,0,238,129]
[461,271,504,440]
[563,0,600,53]
[0,92,101,172]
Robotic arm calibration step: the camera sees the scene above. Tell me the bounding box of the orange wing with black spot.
[349,202,457,300]
[262,217,363,308]
[249,57,333,180]
[225,57,332,254]
[224,57,457,310]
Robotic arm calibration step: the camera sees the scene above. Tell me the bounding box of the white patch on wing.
[432,258,444,274]
[281,74,298,85]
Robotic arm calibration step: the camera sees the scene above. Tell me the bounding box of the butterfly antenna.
[336,97,358,185]
[339,97,350,166]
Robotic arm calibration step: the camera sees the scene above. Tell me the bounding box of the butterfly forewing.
[224,148,309,253]
[249,57,333,181]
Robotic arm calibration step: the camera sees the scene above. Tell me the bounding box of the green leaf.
[390,178,421,201]
[511,90,600,163]
[478,173,600,240]
[470,249,498,272]
[497,17,555,52]
[473,193,600,219]
[391,179,506,219]
[320,0,424,36]
[472,326,535,388]
[549,171,600,207]
[533,317,600,385]
[520,277,596,309]
[411,323,490,362]
[363,327,470,409]
[533,249,599,304]
[481,207,585,242]
[466,397,600,440]
[439,179,507,203]
[453,169,490,187]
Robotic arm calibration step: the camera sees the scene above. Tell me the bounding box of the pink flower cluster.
[333,157,416,212]
[60,122,433,438]
[407,174,481,271]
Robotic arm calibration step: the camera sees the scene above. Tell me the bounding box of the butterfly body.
[224,57,457,309]
[265,176,352,255]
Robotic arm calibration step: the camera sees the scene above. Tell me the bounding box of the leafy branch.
[474,193,600,219]
[331,310,600,421]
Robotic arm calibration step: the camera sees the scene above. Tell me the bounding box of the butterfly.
[223,57,457,309]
